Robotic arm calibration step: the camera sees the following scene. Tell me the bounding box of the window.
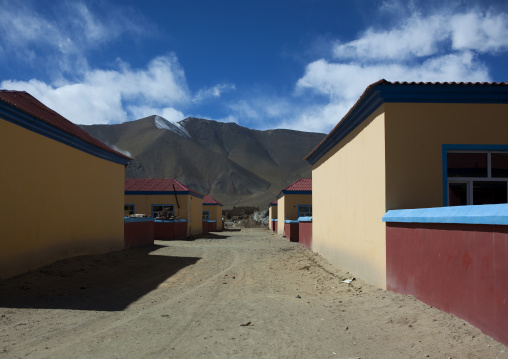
[298,205,312,217]
[152,204,174,218]
[124,204,135,216]
[447,150,508,206]
[202,211,209,221]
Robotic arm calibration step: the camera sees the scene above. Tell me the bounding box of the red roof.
[203,195,223,206]
[125,178,204,197]
[0,90,132,161]
[277,178,312,198]
[284,178,312,192]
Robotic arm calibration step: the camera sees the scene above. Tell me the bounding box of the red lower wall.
[284,222,299,242]
[154,221,187,240]
[124,221,154,248]
[386,222,508,346]
[299,221,312,249]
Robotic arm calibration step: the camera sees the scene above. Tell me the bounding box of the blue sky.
[1,0,508,134]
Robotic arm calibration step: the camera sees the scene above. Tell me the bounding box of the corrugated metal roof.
[203,195,223,206]
[125,178,204,198]
[305,79,508,165]
[0,90,132,161]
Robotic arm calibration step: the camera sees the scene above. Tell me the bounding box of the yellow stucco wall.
[124,193,203,236]
[312,106,387,288]
[268,205,278,223]
[276,193,312,235]
[385,103,508,210]
[204,205,222,222]
[0,119,125,279]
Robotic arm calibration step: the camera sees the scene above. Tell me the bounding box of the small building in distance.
[0,90,131,279]
[268,200,278,232]
[202,195,224,232]
[276,178,312,241]
[124,178,204,238]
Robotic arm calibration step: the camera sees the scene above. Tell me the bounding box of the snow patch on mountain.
[154,115,192,139]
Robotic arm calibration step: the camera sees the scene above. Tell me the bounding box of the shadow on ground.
[0,244,200,312]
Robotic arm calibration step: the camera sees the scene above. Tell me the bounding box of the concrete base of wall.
[299,221,312,249]
[154,220,187,240]
[284,222,299,242]
[386,222,508,346]
[124,219,154,248]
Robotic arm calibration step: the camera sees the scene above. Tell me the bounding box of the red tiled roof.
[0,90,131,161]
[125,178,204,198]
[203,195,223,206]
[283,178,312,192]
[276,178,312,198]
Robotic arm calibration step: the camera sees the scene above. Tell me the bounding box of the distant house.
[276,178,312,241]
[305,79,508,289]
[124,178,204,238]
[202,195,224,232]
[0,90,131,279]
[268,200,278,232]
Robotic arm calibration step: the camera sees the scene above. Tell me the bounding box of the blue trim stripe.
[124,217,154,223]
[277,190,312,199]
[298,216,313,222]
[271,219,278,222]
[383,203,508,225]
[0,100,130,165]
[155,219,187,223]
[284,220,299,223]
[306,83,508,166]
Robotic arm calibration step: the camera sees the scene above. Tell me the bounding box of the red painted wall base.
[124,221,154,248]
[386,222,508,346]
[284,222,299,242]
[154,221,187,240]
[299,221,312,249]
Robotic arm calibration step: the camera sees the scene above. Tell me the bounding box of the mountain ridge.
[80,116,326,208]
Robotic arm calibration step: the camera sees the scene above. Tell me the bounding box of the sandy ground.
[0,228,506,359]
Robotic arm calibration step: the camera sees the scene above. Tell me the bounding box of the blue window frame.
[202,211,209,221]
[124,204,135,216]
[298,205,312,217]
[443,144,508,206]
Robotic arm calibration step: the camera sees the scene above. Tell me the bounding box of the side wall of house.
[0,119,125,279]
[384,103,508,210]
[312,106,387,288]
[189,196,203,236]
[277,196,286,236]
[282,194,312,220]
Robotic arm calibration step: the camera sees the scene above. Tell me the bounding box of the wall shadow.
[0,244,200,312]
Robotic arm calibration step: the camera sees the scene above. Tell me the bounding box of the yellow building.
[0,90,131,279]
[268,200,278,232]
[124,178,204,237]
[202,195,223,232]
[276,178,312,239]
[305,80,508,289]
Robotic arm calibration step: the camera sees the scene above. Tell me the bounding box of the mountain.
[80,116,326,209]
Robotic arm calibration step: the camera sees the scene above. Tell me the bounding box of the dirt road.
[1,228,506,358]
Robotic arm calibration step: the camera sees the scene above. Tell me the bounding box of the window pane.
[449,182,468,206]
[473,181,507,205]
[447,153,487,177]
[491,153,508,178]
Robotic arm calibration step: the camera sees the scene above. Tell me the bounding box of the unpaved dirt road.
[1,228,506,358]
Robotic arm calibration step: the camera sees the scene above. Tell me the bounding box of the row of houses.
[268,80,508,346]
[0,90,223,280]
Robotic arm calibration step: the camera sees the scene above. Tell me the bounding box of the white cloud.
[1,55,191,125]
[193,83,236,103]
[333,10,508,62]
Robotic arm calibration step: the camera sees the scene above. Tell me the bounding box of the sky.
[1,0,508,134]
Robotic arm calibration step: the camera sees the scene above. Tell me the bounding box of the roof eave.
[0,100,131,165]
